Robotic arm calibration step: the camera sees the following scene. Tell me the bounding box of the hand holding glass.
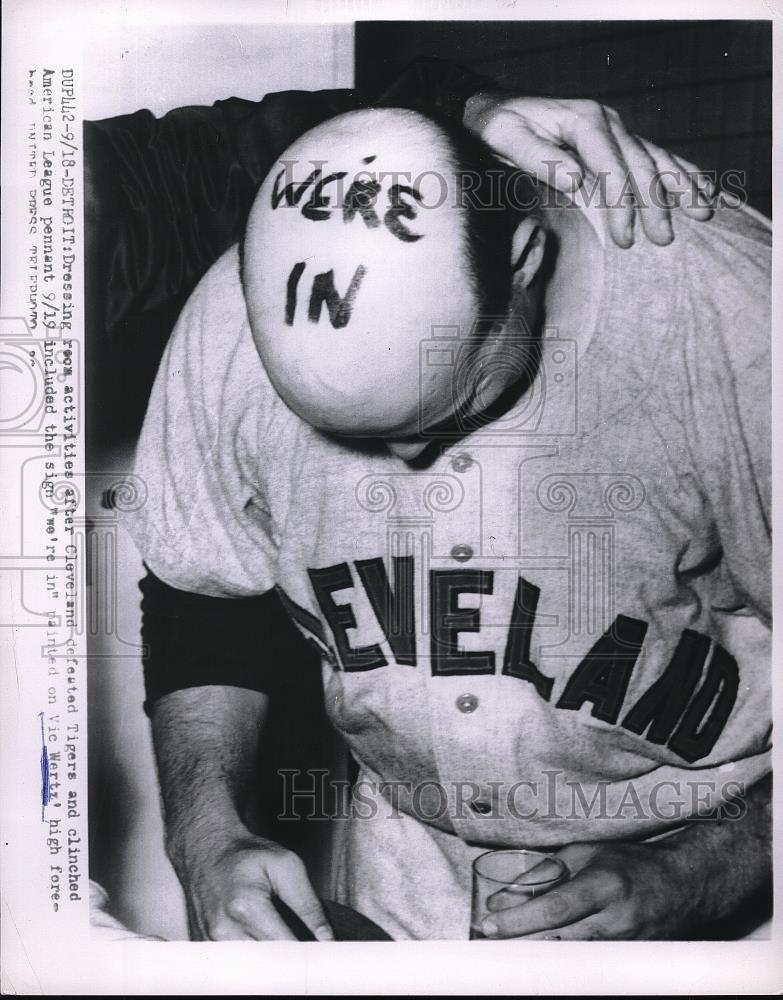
[470,849,569,939]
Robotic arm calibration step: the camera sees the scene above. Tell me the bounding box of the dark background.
[357,20,772,217]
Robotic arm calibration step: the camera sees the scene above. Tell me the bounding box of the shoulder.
[677,201,770,299]
[122,246,303,597]
[167,243,250,373]
[675,203,770,371]
[158,244,291,434]
[602,202,770,372]
[606,201,770,297]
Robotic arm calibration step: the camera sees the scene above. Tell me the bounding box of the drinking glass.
[470,849,569,939]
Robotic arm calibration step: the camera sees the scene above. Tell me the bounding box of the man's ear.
[511,217,546,289]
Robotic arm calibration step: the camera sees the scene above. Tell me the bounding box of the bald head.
[243,108,517,439]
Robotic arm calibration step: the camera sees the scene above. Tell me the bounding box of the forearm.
[148,684,333,941]
[150,685,269,864]
[658,773,771,927]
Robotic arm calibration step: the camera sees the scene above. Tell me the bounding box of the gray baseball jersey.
[123,202,771,939]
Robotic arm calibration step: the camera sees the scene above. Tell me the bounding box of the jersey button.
[470,799,492,814]
[450,452,473,473]
[450,543,474,562]
[456,693,479,713]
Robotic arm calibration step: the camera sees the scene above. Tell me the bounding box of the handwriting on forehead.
[271,164,424,244]
[285,262,367,329]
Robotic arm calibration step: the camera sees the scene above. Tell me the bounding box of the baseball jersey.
[122,201,771,939]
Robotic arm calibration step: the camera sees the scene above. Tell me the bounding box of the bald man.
[244,111,509,446]
[122,106,771,941]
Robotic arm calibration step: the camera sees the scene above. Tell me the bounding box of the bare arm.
[151,685,267,868]
[482,775,771,939]
[658,773,771,927]
[151,685,333,941]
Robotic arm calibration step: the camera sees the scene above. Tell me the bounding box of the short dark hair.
[434,114,537,325]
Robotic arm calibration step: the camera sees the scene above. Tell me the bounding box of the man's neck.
[539,196,606,352]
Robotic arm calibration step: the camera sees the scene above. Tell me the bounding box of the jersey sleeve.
[673,206,772,621]
[138,568,320,713]
[120,246,280,598]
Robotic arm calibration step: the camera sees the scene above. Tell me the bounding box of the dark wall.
[356,20,772,217]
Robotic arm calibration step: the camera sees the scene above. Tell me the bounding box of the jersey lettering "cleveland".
[278,555,738,767]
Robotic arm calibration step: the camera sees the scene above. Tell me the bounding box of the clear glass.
[470,849,569,939]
